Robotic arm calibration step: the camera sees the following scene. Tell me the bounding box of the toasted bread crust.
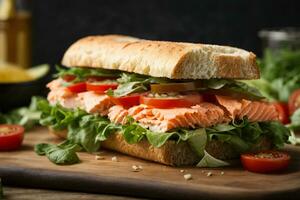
[49,128,271,166]
[61,35,259,80]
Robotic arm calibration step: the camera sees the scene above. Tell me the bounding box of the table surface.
[2,187,147,200]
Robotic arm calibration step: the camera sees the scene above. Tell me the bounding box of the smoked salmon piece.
[215,95,278,122]
[108,103,229,132]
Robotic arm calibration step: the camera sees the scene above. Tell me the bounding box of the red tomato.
[241,150,290,173]
[140,93,203,108]
[66,82,86,93]
[86,82,118,94]
[273,102,290,124]
[0,124,24,151]
[110,94,141,108]
[289,89,300,115]
[62,75,76,82]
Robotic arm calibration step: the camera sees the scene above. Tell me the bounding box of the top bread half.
[61,35,259,80]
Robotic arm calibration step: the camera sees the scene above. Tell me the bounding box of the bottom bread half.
[49,128,271,166]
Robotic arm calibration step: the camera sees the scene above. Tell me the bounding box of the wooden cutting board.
[1,127,300,200]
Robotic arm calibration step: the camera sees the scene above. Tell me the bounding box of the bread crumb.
[180,170,185,173]
[95,155,105,160]
[111,156,118,162]
[207,172,212,177]
[183,174,192,180]
[201,170,205,173]
[220,171,225,175]
[132,165,143,172]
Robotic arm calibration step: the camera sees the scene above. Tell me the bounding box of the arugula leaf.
[35,141,82,165]
[260,121,290,148]
[55,65,120,83]
[0,96,42,130]
[204,79,264,100]
[197,150,230,167]
[109,73,170,97]
[186,128,207,158]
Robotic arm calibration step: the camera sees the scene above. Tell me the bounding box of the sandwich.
[37,34,290,167]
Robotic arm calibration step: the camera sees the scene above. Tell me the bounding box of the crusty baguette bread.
[61,35,259,80]
[49,128,271,166]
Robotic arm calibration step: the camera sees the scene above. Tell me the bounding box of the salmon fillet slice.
[47,79,81,109]
[108,103,229,132]
[78,91,114,116]
[215,95,278,122]
[47,79,114,115]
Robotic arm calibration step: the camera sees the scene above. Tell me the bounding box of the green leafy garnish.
[55,65,120,83]
[197,150,230,167]
[246,49,300,102]
[0,96,42,130]
[108,73,170,97]
[35,141,81,165]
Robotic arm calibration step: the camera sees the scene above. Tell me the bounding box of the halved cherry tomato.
[289,89,300,115]
[110,94,141,108]
[66,82,86,93]
[241,150,290,173]
[62,75,76,82]
[86,82,118,94]
[0,124,24,151]
[140,93,203,108]
[273,102,290,124]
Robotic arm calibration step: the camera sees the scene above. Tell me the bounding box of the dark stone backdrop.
[32,0,300,65]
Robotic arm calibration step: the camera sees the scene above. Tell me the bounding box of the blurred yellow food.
[0,61,33,83]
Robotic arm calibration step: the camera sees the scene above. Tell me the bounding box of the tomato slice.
[110,94,141,108]
[86,82,118,94]
[140,93,203,108]
[0,124,24,151]
[241,150,290,173]
[273,102,290,124]
[62,75,76,82]
[289,89,300,115]
[66,82,86,93]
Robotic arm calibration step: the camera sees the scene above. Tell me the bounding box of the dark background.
[32,0,300,65]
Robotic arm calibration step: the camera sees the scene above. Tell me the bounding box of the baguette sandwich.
[38,35,290,166]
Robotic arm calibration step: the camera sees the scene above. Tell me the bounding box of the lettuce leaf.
[55,65,120,83]
[108,73,170,97]
[197,150,230,167]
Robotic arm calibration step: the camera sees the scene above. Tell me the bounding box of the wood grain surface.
[2,187,147,200]
[0,127,300,200]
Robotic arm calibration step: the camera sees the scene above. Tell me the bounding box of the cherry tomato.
[289,89,300,115]
[241,150,290,173]
[0,124,24,151]
[86,82,118,94]
[62,75,76,82]
[66,82,86,93]
[110,94,141,108]
[273,102,290,124]
[140,93,203,108]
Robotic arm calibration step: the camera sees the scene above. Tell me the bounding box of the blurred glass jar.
[0,0,31,68]
[259,28,300,53]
